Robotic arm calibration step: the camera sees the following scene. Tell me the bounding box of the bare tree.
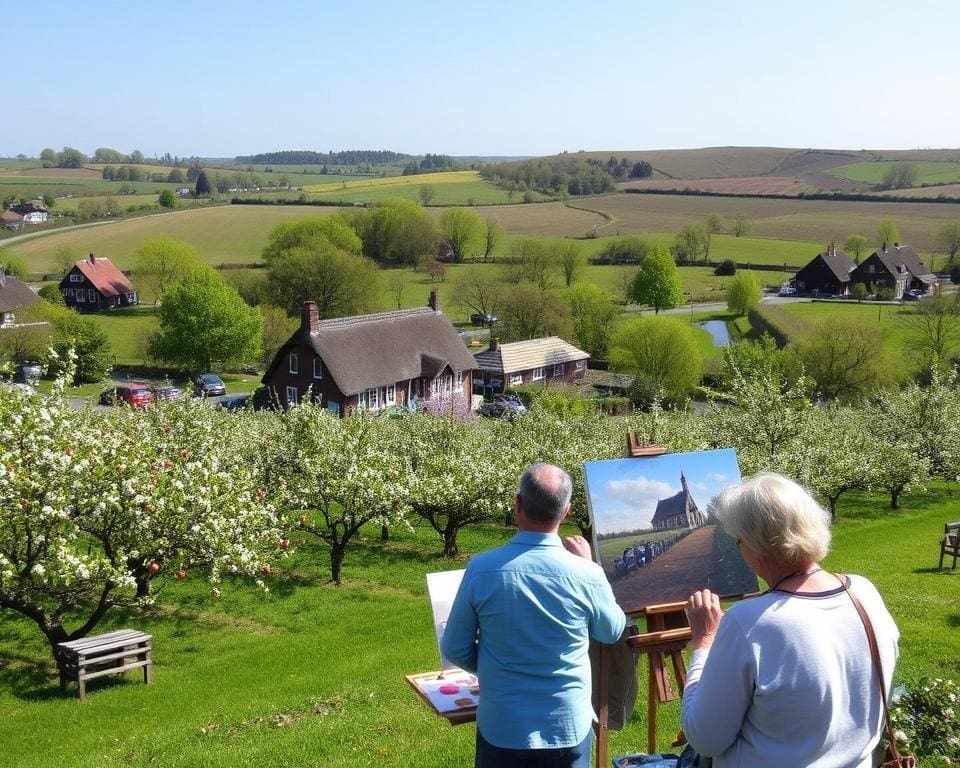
[451,265,502,318]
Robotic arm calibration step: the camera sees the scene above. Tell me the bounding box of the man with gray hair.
[443,463,626,768]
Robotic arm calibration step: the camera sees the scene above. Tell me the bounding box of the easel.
[594,436,691,768]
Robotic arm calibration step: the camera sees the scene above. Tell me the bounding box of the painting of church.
[650,472,707,531]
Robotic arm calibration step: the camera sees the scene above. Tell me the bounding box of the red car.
[99,384,155,408]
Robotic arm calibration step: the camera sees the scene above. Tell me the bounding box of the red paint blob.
[438,684,459,695]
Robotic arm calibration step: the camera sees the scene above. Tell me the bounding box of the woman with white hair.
[681,472,900,768]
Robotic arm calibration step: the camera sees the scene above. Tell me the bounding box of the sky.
[4,0,959,158]
[584,449,741,535]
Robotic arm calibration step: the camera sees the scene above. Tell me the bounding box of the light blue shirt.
[441,531,626,750]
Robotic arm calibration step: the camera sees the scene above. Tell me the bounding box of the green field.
[829,160,960,187]
[303,170,527,205]
[0,478,956,768]
[779,299,915,358]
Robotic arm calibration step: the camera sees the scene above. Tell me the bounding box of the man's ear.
[560,503,571,522]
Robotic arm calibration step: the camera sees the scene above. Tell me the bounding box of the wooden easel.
[594,436,691,768]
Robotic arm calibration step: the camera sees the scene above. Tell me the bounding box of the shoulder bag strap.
[842,578,904,763]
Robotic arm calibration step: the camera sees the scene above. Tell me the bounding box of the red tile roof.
[73,255,135,298]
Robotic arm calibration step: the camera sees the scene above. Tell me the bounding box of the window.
[286,386,298,405]
[575,360,586,371]
[532,367,545,381]
[509,373,523,386]
[288,353,299,375]
[76,290,85,303]
[88,289,96,303]
[443,374,452,394]
[386,384,396,405]
[553,364,564,376]
[362,388,380,410]
[70,273,83,283]
[313,357,323,379]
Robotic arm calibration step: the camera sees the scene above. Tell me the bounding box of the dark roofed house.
[472,336,589,394]
[0,270,41,327]
[262,290,477,418]
[793,244,855,296]
[650,472,706,532]
[850,242,937,299]
[8,202,48,223]
[59,253,138,311]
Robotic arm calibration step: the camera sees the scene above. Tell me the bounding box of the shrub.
[888,677,960,759]
[714,259,736,276]
[595,396,631,415]
[505,384,546,406]
[627,372,661,411]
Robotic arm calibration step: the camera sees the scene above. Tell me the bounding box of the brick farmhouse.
[59,254,138,311]
[472,336,589,394]
[262,291,476,417]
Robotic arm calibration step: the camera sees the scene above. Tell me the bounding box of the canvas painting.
[426,569,465,670]
[584,448,757,614]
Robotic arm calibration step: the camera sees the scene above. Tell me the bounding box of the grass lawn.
[829,160,960,187]
[778,300,916,359]
[303,171,532,206]
[0,481,956,768]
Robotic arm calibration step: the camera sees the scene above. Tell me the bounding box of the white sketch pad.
[426,569,465,670]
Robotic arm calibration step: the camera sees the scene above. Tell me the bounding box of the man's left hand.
[562,535,593,559]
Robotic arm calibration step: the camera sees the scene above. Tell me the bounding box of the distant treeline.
[401,153,458,175]
[623,187,960,204]
[480,157,616,196]
[235,150,411,166]
[587,156,653,181]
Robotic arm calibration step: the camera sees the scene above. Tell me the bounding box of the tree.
[498,283,569,341]
[150,266,263,371]
[0,252,28,278]
[158,189,177,209]
[881,162,918,190]
[503,238,556,290]
[267,242,380,319]
[439,208,484,262]
[260,304,298,369]
[263,215,362,262]
[451,264,502,319]
[130,149,145,164]
[0,384,283,672]
[167,168,187,184]
[791,316,892,402]
[936,221,960,266]
[555,241,586,287]
[705,213,725,236]
[51,245,76,277]
[42,306,113,383]
[609,316,702,402]
[345,200,438,266]
[483,218,502,261]
[731,214,751,237]
[134,237,201,305]
[404,416,513,556]
[195,170,212,196]
[726,271,762,316]
[593,236,650,265]
[57,147,87,168]
[275,406,412,584]
[420,258,447,282]
[39,148,58,168]
[674,225,710,263]
[566,283,618,359]
[850,282,868,302]
[41,193,55,209]
[629,161,653,179]
[93,147,126,163]
[843,234,869,264]
[418,184,435,205]
[878,219,900,247]
[630,245,684,313]
[384,270,407,309]
[898,292,960,375]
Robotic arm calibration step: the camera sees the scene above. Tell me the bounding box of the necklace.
[770,567,822,592]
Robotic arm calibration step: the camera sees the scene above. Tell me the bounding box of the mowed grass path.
[0,483,956,768]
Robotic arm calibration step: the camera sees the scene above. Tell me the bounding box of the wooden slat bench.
[57,629,152,700]
[940,521,960,570]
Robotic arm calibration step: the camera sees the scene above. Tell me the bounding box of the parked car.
[12,361,42,387]
[470,313,498,326]
[479,394,528,419]
[151,384,184,401]
[777,286,797,297]
[903,289,923,301]
[99,383,154,408]
[193,373,226,397]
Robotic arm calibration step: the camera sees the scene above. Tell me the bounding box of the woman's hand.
[686,589,724,652]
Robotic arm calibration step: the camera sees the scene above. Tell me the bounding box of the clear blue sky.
[4,0,958,158]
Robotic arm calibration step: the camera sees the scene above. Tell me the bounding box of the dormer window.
[289,352,299,374]
[70,273,83,283]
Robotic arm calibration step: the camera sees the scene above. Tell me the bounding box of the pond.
[698,320,731,347]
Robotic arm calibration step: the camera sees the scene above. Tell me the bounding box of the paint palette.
[406,670,479,715]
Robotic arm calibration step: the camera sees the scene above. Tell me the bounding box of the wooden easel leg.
[596,644,609,768]
[647,653,660,754]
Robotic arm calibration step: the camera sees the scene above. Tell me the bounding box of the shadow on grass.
[839,485,956,522]
[912,566,957,575]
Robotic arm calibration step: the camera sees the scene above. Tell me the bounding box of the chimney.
[882,241,888,254]
[0,266,5,287]
[489,337,499,351]
[428,289,439,312]
[894,242,900,249]
[88,253,97,265]
[301,300,319,335]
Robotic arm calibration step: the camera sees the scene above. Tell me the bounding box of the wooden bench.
[57,629,152,700]
[940,521,960,570]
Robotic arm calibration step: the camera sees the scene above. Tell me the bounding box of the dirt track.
[611,525,717,611]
